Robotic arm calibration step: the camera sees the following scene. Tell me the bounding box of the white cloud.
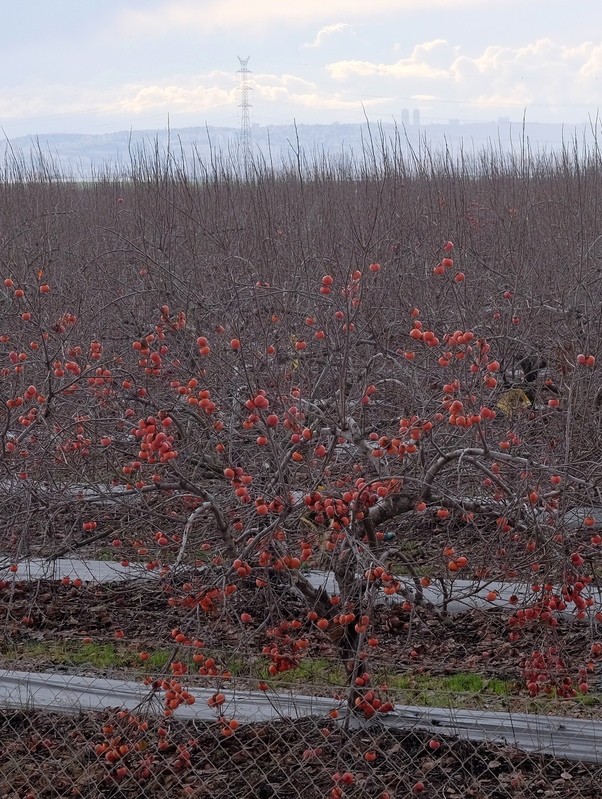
[327,38,602,113]
[113,83,233,114]
[0,70,389,131]
[2,33,599,135]
[327,40,459,80]
[117,0,515,36]
[328,59,449,81]
[252,72,389,111]
[0,79,236,124]
[578,44,602,78]
[303,23,352,49]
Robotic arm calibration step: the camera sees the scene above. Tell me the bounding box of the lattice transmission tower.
[237,56,253,168]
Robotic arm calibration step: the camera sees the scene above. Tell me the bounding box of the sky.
[0,0,601,138]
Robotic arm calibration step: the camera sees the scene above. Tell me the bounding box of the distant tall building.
[412,109,421,127]
[401,109,410,126]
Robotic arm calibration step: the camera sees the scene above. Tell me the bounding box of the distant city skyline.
[1,0,600,139]
[3,120,596,180]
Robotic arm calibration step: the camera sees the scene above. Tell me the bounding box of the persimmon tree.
[1,147,602,791]
[1,230,601,702]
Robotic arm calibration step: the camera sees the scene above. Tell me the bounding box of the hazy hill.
[0,120,596,178]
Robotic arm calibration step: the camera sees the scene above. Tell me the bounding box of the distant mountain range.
[1,120,597,178]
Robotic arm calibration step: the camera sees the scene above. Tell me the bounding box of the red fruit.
[412,783,425,794]
[240,612,253,623]
[443,241,454,252]
[578,353,596,367]
[230,339,241,350]
[208,692,225,707]
[266,414,279,427]
[428,738,441,749]
[369,262,381,273]
[321,275,334,286]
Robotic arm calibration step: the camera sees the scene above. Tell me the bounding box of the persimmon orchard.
[1,145,602,795]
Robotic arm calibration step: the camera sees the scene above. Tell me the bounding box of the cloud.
[0,78,236,126]
[576,43,602,79]
[327,38,602,113]
[327,39,459,80]
[328,59,449,81]
[117,0,514,36]
[303,23,352,48]
[0,69,390,133]
[252,72,390,111]
[2,34,599,135]
[113,83,233,114]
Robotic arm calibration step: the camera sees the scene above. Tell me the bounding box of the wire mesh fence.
[2,563,602,797]
[2,669,602,798]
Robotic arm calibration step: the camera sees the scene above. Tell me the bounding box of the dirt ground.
[0,577,598,697]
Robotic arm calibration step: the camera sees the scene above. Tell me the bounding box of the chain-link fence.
[2,667,602,798]
[2,561,602,797]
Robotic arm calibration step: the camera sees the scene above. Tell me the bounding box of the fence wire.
[1,670,602,798]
